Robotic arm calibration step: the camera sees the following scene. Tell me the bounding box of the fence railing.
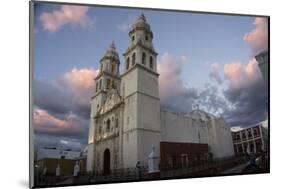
[89,156,246,183]
[34,156,247,187]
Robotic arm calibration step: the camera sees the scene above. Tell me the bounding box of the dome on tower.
[131,14,151,32]
[101,41,120,62]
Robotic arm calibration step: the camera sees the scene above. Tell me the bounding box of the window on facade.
[167,155,173,168]
[106,119,110,132]
[132,35,135,42]
[126,57,130,70]
[97,154,100,165]
[236,134,240,140]
[111,80,115,89]
[248,131,252,137]
[181,154,188,167]
[149,56,153,69]
[114,154,118,168]
[132,53,136,65]
[115,118,118,128]
[238,146,243,154]
[96,82,99,92]
[250,144,254,152]
[127,117,130,125]
[111,63,116,74]
[106,79,110,89]
[142,52,146,65]
[254,129,258,136]
[145,35,148,41]
[99,79,102,89]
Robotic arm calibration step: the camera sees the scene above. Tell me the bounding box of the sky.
[32,2,268,151]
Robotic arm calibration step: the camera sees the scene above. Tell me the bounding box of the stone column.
[251,128,256,154]
[259,125,265,151]
[240,132,245,154]
[245,130,250,154]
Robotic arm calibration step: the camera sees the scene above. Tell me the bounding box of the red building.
[159,142,208,170]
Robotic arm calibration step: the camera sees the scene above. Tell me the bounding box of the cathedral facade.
[86,14,234,173]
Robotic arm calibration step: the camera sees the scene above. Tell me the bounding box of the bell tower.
[121,14,161,168]
[87,42,121,172]
[96,41,121,93]
[124,14,157,73]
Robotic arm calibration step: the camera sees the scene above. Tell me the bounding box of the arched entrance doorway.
[103,149,110,175]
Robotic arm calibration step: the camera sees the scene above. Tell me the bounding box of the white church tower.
[87,42,121,172]
[121,14,161,168]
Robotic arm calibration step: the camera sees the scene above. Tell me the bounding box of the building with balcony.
[231,120,268,156]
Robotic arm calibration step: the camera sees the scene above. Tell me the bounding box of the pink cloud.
[58,68,99,107]
[243,17,268,54]
[224,58,262,89]
[157,53,187,100]
[33,108,81,135]
[209,63,223,84]
[40,5,94,32]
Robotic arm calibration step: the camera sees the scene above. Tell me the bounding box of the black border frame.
[29,0,270,188]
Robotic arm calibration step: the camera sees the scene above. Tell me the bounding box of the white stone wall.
[122,130,138,168]
[137,67,159,98]
[160,110,234,159]
[86,143,94,172]
[212,119,234,158]
[121,59,161,168]
[160,111,208,144]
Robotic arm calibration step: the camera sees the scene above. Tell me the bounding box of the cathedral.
[86,14,234,173]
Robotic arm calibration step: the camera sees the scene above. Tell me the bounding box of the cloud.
[58,68,99,108]
[196,83,231,116]
[158,53,198,113]
[40,5,94,32]
[117,15,138,32]
[224,58,262,94]
[209,63,223,84]
[34,79,73,115]
[244,17,268,54]
[157,52,267,127]
[33,108,87,137]
[223,58,268,126]
[34,134,85,151]
[33,67,99,150]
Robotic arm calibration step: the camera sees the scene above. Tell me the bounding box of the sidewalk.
[222,162,248,174]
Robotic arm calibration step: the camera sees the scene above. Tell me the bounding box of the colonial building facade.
[87,14,234,173]
[231,120,268,156]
